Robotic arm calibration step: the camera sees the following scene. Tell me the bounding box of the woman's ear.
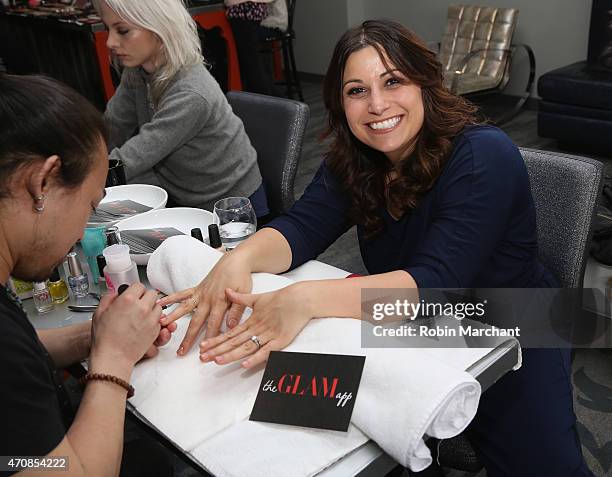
[25,155,62,211]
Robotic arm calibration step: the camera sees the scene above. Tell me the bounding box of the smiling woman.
[160,19,595,476]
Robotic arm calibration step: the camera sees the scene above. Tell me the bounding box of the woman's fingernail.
[228,319,237,328]
[200,340,208,348]
[242,360,249,368]
[178,345,184,355]
[215,356,224,364]
[200,352,210,361]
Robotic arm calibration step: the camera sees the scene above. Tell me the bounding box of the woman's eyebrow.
[343,69,402,87]
[342,78,363,88]
[381,69,401,77]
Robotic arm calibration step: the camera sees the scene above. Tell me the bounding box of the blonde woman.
[96,0,269,216]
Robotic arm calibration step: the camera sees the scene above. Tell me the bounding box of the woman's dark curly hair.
[323,19,479,237]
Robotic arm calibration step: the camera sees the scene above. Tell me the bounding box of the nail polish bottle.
[105,226,122,245]
[48,267,69,304]
[96,254,108,293]
[191,227,204,242]
[66,251,89,298]
[33,281,54,314]
[103,244,139,294]
[208,224,225,252]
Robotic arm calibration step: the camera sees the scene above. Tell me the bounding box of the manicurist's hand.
[89,283,163,378]
[90,289,176,361]
[198,283,313,369]
[157,251,253,355]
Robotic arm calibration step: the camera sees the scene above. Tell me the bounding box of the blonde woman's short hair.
[94,0,203,104]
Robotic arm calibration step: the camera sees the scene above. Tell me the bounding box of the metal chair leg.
[494,43,536,125]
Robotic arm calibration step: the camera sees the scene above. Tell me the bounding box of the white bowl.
[115,207,214,265]
[103,184,168,210]
[88,184,168,227]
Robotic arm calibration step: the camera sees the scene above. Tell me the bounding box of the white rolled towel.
[134,236,494,474]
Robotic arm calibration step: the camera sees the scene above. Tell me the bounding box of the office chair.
[432,148,604,473]
[226,90,309,218]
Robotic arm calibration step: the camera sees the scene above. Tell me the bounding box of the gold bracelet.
[79,372,135,398]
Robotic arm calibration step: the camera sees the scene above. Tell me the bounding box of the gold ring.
[191,296,199,308]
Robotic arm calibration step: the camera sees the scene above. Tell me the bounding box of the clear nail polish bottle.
[105,226,122,245]
[66,251,89,298]
[33,281,54,314]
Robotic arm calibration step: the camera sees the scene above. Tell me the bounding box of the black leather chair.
[538,0,612,154]
[226,91,309,218]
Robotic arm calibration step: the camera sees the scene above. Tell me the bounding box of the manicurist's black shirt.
[0,286,73,467]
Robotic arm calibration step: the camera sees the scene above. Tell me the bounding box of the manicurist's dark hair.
[0,73,107,199]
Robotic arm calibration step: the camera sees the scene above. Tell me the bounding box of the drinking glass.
[213,197,257,250]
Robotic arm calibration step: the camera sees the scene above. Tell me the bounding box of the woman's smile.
[366,114,404,133]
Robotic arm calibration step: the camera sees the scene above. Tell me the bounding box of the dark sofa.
[537,0,612,154]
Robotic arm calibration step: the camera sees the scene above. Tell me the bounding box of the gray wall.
[347,0,367,27]
[293,0,348,76]
[293,0,593,96]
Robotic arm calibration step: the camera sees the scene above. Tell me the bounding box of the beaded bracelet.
[79,373,135,398]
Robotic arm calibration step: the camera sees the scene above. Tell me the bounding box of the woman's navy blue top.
[267,125,557,288]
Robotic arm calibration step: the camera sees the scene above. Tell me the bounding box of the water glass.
[213,197,257,250]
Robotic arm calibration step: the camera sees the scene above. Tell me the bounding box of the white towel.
[192,421,369,477]
[135,236,504,474]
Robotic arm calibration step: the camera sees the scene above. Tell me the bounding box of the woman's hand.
[198,283,313,369]
[157,252,254,355]
[89,283,163,378]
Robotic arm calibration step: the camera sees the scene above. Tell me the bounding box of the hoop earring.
[33,194,45,214]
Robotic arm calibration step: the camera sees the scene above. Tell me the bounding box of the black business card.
[250,351,366,432]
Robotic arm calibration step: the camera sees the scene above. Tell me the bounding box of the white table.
[26,260,519,477]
